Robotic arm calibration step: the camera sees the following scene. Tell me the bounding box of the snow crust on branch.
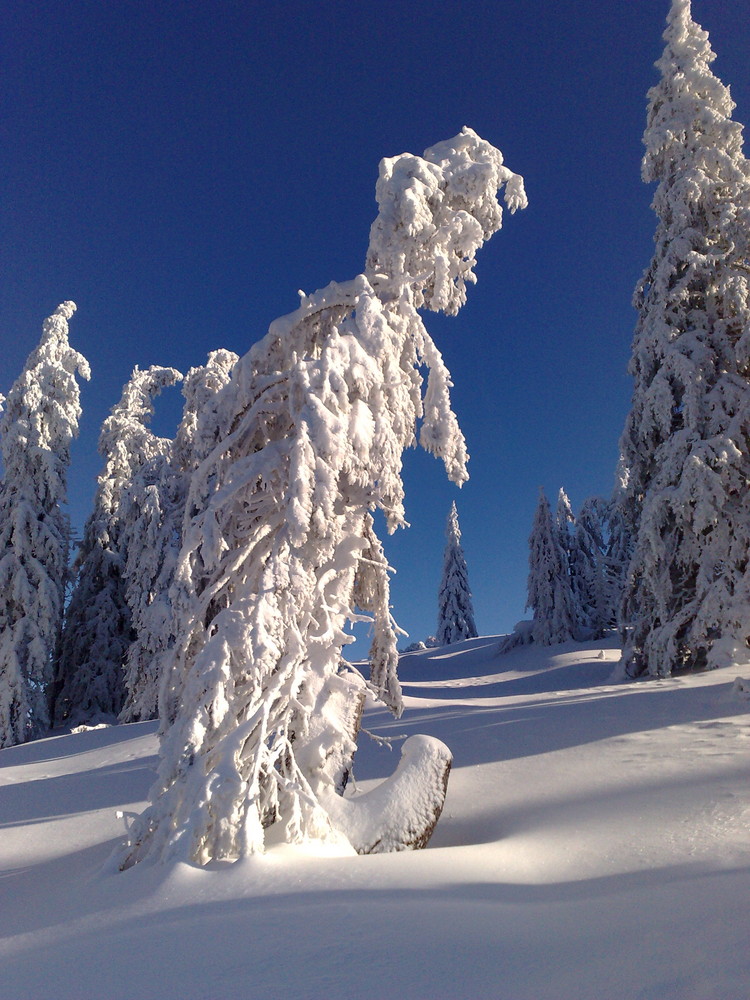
[618,0,750,677]
[117,128,525,867]
[0,303,89,746]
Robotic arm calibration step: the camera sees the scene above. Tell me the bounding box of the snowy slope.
[2,637,750,1000]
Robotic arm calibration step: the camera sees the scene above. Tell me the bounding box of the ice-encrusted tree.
[555,487,577,598]
[606,485,633,628]
[573,496,613,640]
[117,127,526,868]
[0,303,89,747]
[172,349,239,477]
[120,351,237,724]
[118,453,184,723]
[526,488,578,646]
[436,501,477,645]
[54,365,181,724]
[618,0,750,677]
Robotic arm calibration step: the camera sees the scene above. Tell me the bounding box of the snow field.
[2,636,750,999]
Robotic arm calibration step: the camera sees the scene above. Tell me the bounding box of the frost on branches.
[500,487,579,652]
[55,365,181,725]
[118,128,526,868]
[573,496,616,640]
[120,351,237,724]
[0,303,89,747]
[436,501,477,646]
[618,0,750,677]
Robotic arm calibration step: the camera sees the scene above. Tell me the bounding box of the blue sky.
[3,0,749,651]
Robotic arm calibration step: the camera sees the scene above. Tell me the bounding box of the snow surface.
[2,636,750,999]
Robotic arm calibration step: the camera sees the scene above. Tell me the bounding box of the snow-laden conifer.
[619,0,750,676]
[118,128,526,868]
[172,349,238,476]
[120,351,237,724]
[436,501,477,646]
[55,365,181,724]
[573,496,613,640]
[118,454,183,723]
[606,474,634,631]
[526,488,578,646]
[0,303,89,747]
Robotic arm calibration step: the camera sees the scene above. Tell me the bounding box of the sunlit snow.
[2,635,749,999]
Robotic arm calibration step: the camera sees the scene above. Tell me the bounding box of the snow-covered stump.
[322,735,452,854]
[295,668,451,853]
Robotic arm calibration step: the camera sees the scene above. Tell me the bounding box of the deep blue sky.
[3,0,749,651]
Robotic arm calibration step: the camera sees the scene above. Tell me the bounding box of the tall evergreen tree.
[573,496,613,639]
[54,365,181,724]
[619,0,750,677]
[120,350,238,724]
[436,501,477,646]
[525,488,578,646]
[117,128,526,868]
[0,303,89,747]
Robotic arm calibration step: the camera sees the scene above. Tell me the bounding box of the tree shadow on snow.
[356,679,749,776]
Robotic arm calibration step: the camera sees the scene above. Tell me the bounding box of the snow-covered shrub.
[618,0,750,676]
[0,303,89,746]
[118,127,526,868]
[496,619,535,655]
[402,641,428,653]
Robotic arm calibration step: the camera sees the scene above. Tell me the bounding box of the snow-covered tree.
[573,496,613,640]
[618,0,750,677]
[172,349,238,476]
[436,501,477,645]
[605,474,634,629]
[526,488,578,646]
[555,486,577,600]
[117,128,526,868]
[120,351,237,724]
[118,453,183,723]
[0,303,89,747]
[54,365,181,724]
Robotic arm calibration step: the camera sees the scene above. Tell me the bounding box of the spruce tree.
[573,496,612,640]
[55,365,181,724]
[436,501,477,645]
[619,0,750,677]
[0,303,89,746]
[526,488,578,646]
[120,350,237,724]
